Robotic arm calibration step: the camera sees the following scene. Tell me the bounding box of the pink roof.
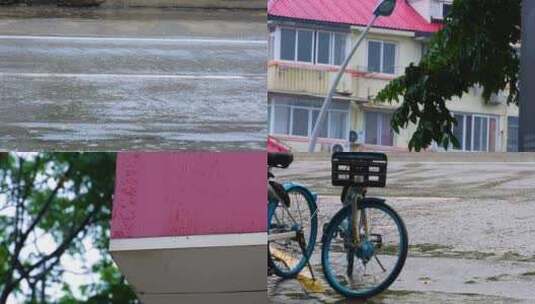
[268,0,442,33]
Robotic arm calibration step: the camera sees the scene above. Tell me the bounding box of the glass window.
[368,41,396,74]
[280,28,296,61]
[368,41,381,73]
[443,4,452,18]
[365,112,393,146]
[452,114,464,150]
[292,108,309,136]
[279,28,346,65]
[297,30,313,62]
[473,117,482,151]
[380,113,394,146]
[273,105,290,134]
[329,111,348,139]
[334,33,346,65]
[507,116,519,152]
[269,33,275,60]
[489,117,497,152]
[270,99,350,140]
[311,110,328,138]
[473,116,489,151]
[465,115,472,151]
[317,32,331,64]
[365,112,378,144]
[481,117,488,151]
[451,114,498,152]
[383,42,396,74]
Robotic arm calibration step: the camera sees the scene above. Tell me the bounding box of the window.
[367,40,397,74]
[452,113,499,152]
[279,27,347,65]
[443,4,452,18]
[507,116,519,152]
[368,41,381,73]
[365,112,393,146]
[317,32,331,64]
[333,33,347,65]
[280,28,296,61]
[329,111,348,139]
[273,105,290,134]
[269,102,349,140]
[297,30,313,62]
[452,114,464,149]
[269,32,275,60]
[311,110,328,138]
[291,108,309,136]
[279,28,314,63]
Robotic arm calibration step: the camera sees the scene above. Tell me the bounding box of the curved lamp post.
[308,0,397,152]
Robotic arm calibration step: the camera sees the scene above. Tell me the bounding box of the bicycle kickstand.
[297,231,317,281]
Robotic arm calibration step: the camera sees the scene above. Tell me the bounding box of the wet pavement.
[269,153,535,303]
[0,7,266,150]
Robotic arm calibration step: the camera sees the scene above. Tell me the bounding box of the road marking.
[0,35,266,44]
[0,72,264,80]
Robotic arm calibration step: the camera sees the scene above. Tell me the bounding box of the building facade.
[267,0,519,152]
[110,152,266,303]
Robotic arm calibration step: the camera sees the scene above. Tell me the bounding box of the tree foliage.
[0,153,138,303]
[377,0,521,151]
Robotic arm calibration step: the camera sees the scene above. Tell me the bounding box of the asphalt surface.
[0,8,266,151]
[269,153,535,303]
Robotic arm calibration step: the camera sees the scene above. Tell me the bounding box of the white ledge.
[110,232,267,252]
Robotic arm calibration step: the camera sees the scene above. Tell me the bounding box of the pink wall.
[111,152,266,239]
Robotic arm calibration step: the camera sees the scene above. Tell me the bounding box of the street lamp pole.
[308,0,396,153]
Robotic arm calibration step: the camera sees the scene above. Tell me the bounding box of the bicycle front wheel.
[268,185,318,278]
[321,198,408,298]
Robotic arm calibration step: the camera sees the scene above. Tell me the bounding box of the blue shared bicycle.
[268,151,408,299]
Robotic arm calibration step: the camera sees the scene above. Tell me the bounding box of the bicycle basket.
[331,152,387,187]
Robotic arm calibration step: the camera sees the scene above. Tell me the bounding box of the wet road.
[269,153,535,303]
[0,8,266,150]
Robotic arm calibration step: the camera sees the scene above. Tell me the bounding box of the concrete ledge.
[111,244,266,303]
[110,232,267,251]
[102,0,266,9]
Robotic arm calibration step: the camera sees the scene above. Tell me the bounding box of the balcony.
[268,61,353,97]
[267,61,396,104]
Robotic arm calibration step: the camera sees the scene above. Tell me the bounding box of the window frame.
[364,111,394,146]
[507,116,519,152]
[268,102,350,140]
[315,30,332,66]
[452,112,500,152]
[279,27,297,61]
[277,26,348,66]
[366,39,398,75]
[295,28,315,63]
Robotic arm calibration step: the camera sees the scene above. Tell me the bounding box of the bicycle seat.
[268,152,293,168]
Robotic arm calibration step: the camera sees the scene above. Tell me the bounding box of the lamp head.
[373,0,396,17]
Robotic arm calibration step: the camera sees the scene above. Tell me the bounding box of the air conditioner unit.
[331,144,345,153]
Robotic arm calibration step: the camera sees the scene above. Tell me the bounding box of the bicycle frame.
[341,185,369,246]
[268,170,299,242]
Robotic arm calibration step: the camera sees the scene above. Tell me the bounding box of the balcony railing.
[267,61,397,102]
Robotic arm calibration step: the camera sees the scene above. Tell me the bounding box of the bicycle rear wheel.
[268,185,318,278]
[321,198,408,298]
